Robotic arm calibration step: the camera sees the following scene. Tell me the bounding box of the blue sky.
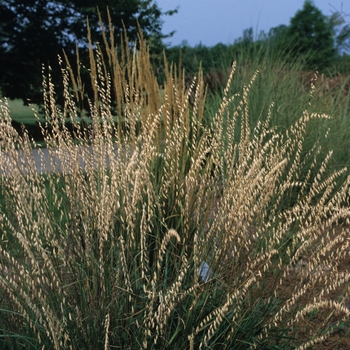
[157,0,350,47]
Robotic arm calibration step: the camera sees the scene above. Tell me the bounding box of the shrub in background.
[1,19,350,349]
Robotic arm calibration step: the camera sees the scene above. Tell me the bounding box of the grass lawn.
[2,98,44,124]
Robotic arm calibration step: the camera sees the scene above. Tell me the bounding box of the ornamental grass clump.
[1,20,350,349]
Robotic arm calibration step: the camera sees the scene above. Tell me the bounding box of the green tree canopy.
[286,0,336,69]
[0,0,176,105]
[328,6,350,55]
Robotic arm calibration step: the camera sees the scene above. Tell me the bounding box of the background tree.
[286,0,336,70]
[234,27,254,47]
[0,0,74,104]
[0,0,176,105]
[264,25,289,59]
[328,5,350,55]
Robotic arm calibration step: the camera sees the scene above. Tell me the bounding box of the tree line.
[167,1,350,88]
[0,0,350,108]
[0,0,177,107]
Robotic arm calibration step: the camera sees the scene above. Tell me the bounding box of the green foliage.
[328,6,350,55]
[286,0,336,70]
[0,0,176,105]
